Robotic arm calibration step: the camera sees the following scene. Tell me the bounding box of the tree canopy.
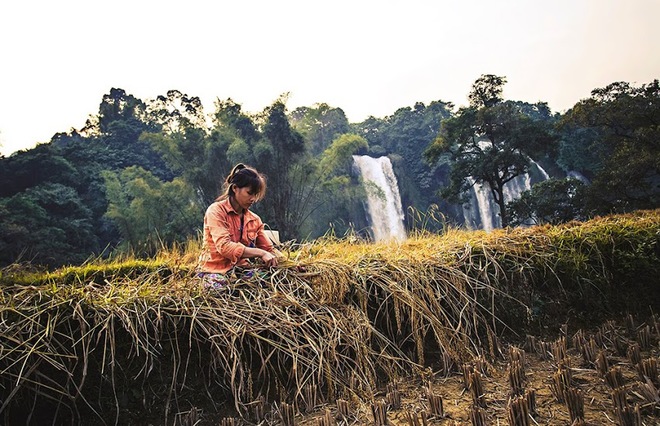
[0,77,657,268]
[559,80,660,214]
[425,74,558,227]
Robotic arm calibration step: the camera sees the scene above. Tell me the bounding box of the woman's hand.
[261,251,278,267]
[241,246,279,267]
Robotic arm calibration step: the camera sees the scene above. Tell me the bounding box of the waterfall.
[464,177,497,232]
[463,160,550,230]
[567,170,590,184]
[352,155,407,241]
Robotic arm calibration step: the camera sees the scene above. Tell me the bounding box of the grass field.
[1,210,659,425]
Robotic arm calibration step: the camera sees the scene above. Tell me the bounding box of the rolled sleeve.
[255,227,274,252]
[244,216,273,252]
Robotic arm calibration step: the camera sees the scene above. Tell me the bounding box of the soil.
[287,319,660,426]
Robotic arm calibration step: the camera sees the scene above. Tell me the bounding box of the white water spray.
[463,160,550,230]
[353,155,407,241]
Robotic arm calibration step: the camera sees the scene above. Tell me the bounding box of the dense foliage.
[558,80,660,214]
[425,75,558,227]
[0,77,658,267]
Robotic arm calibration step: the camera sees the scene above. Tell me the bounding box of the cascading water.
[463,177,498,232]
[463,160,550,230]
[352,155,407,241]
[567,170,590,184]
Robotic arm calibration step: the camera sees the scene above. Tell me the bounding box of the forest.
[0,75,658,268]
[0,75,659,425]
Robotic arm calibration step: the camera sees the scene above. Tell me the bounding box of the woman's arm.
[207,205,245,265]
[241,246,278,267]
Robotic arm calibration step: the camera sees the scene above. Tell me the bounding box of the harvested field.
[293,316,660,425]
[1,210,659,425]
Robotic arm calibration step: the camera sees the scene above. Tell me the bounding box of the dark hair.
[216,163,267,202]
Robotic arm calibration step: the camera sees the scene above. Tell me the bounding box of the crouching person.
[198,163,279,290]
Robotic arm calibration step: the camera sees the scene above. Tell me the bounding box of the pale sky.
[1,0,659,156]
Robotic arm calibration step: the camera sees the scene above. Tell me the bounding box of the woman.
[198,163,278,289]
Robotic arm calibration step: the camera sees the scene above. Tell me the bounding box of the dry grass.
[0,209,658,425]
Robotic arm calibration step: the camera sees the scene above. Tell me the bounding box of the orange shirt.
[200,199,274,274]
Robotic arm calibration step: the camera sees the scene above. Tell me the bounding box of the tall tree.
[306,133,370,237]
[378,102,455,225]
[558,80,660,213]
[71,88,169,177]
[141,92,236,207]
[63,89,173,253]
[256,99,306,239]
[425,75,557,227]
[213,98,260,145]
[317,133,369,174]
[102,166,200,254]
[506,178,586,226]
[147,89,207,133]
[212,98,259,169]
[80,88,149,137]
[0,183,97,267]
[0,86,172,267]
[0,144,78,198]
[352,115,388,153]
[289,103,350,155]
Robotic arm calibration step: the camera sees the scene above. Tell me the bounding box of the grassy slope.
[0,210,658,424]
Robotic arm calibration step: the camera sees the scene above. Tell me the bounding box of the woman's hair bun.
[227,163,247,183]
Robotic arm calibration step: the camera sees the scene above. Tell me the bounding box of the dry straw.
[0,209,658,423]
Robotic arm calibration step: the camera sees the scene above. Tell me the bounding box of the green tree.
[58,88,172,193]
[141,92,237,207]
[93,88,149,136]
[425,75,557,227]
[305,133,370,237]
[507,178,586,226]
[256,99,307,239]
[468,74,506,108]
[0,183,97,267]
[556,127,603,179]
[147,89,207,133]
[317,133,369,174]
[59,89,173,254]
[102,167,200,254]
[0,105,171,266]
[0,144,78,198]
[374,102,455,228]
[559,80,660,213]
[290,103,350,155]
[213,98,260,145]
[352,115,388,153]
[141,125,227,207]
